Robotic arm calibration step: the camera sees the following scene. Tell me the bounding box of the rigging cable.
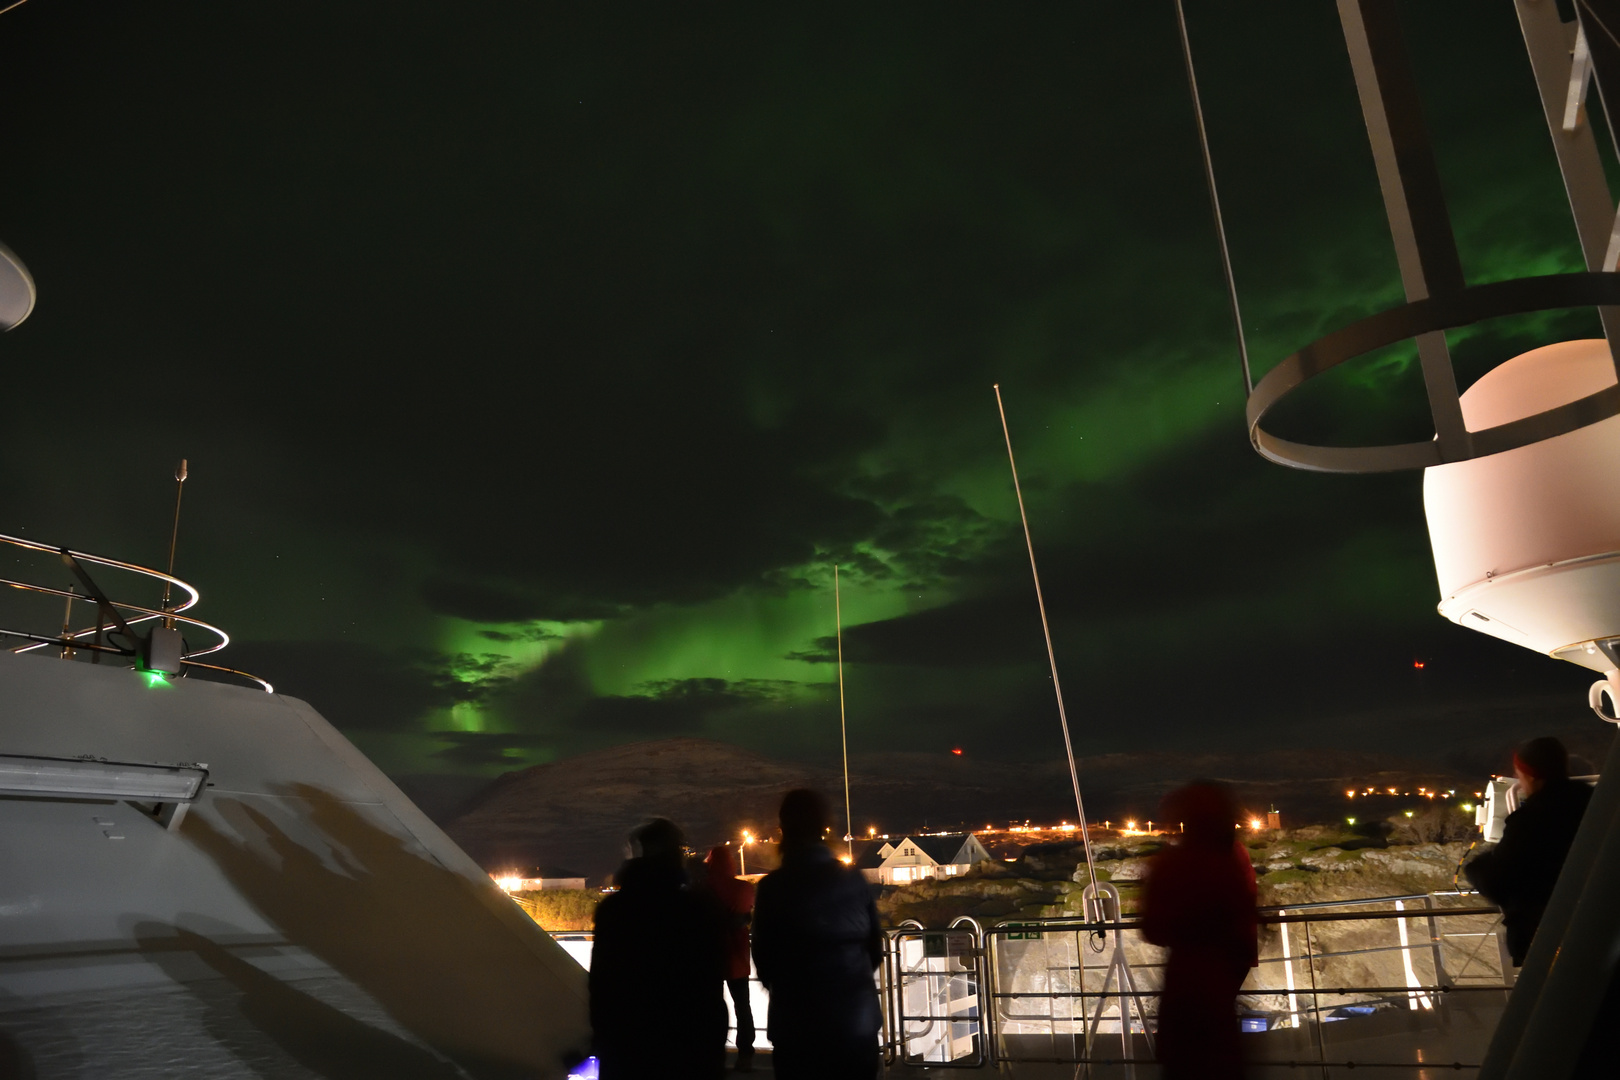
[835,564,854,862]
[1174,0,1253,395]
[993,384,1098,899]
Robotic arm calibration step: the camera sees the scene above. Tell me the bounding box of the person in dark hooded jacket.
[590,818,727,1080]
[751,789,882,1080]
[1140,782,1258,1080]
[1466,736,1593,965]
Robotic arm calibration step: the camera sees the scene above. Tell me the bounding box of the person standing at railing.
[1465,736,1593,966]
[590,818,727,1080]
[752,789,883,1080]
[701,845,758,1072]
[1141,782,1258,1080]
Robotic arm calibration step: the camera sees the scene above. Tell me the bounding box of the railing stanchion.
[1426,893,1453,991]
[1303,920,1330,1080]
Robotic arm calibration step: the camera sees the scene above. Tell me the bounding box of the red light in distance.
[1413,660,1426,669]
[951,748,964,756]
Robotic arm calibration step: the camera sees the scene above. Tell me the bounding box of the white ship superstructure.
[0,536,589,1078]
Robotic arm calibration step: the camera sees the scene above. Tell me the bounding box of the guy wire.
[993,384,1098,895]
[1175,0,1253,395]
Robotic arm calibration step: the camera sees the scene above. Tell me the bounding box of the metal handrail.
[0,532,270,691]
[0,531,200,612]
[980,893,1510,1071]
[539,892,1508,1071]
[0,577,230,655]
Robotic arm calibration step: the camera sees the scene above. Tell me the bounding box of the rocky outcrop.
[882,828,1503,1028]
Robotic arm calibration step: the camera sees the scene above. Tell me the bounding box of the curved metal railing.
[0,531,272,692]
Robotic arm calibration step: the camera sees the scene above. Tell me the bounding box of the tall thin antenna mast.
[835,564,853,861]
[160,459,188,628]
[993,385,1097,889]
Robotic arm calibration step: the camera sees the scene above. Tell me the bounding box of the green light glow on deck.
[141,670,171,688]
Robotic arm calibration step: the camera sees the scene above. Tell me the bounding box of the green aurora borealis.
[0,3,1608,785]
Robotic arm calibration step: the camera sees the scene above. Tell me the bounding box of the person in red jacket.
[1140,783,1258,1080]
[703,845,758,1071]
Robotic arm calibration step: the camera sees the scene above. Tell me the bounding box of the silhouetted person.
[1466,736,1593,965]
[752,789,882,1080]
[1141,783,1258,1080]
[590,818,726,1080]
[703,846,757,1071]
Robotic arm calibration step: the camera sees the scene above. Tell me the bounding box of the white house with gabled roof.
[855,833,992,885]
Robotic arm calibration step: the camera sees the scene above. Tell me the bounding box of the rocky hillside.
[442,738,821,879]
[881,825,1475,926]
[883,822,1501,1020]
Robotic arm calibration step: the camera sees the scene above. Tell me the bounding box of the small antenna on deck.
[160,459,187,628]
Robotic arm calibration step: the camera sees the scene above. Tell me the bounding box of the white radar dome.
[1423,339,1620,708]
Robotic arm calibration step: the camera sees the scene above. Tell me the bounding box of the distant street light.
[739,831,753,876]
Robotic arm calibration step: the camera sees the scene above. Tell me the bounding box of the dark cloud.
[571,677,823,737]
[478,626,562,644]
[785,638,837,664]
[573,696,707,736]
[419,579,623,625]
[208,642,461,732]
[431,732,551,767]
[639,678,809,705]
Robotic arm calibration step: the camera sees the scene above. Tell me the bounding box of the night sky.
[0,3,1604,788]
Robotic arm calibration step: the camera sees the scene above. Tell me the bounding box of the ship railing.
[940,891,1510,1072]
[540,890,1510,1072]
[0,531,270,691]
